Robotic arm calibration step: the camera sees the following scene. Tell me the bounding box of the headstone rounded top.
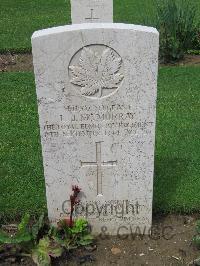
[32,23,159,39]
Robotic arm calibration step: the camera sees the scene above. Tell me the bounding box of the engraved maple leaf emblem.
[69,47,124,98]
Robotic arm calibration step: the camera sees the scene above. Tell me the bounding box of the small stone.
[139,253,145,257]
[183,216,194,225]
[84,245,97,252]
[111,247,121,255]
[171,256,181,261]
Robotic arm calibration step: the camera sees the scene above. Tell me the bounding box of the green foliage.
[78,234,94,247]
[0,230,19,244]
[31,214,45,240]
[193,235,200,248]
[193,220,200,249]
[71,219,93,246]
[157,0,199,62]
[32,237,63,266]
[71,218,93,246]
[0,214,94,266]
[139,0,199,62]
[196,221,200,234]
[54,218,94,249]
[187,49,200,55]
[71,218,88,234]
[191,29,200,51]
[17,213,30,232]
[0,213,32,245]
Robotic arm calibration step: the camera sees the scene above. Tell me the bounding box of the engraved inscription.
[69,45,124,99]
[43,104,154,139]
[85,9,99,22]
[81,141,117,195]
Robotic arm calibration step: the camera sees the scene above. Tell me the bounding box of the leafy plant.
[0,186,94,265]
[56,218,93,249]
[187,49,200,55]
[0,213,45,264]
[32,237,63,266]
[158,0,199,62]
[140,0,199,62]
[0,213,32,245]
[191,30,200,51]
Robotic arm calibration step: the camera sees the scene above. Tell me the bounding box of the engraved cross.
[81,141,117,195]
[85,9,99,22]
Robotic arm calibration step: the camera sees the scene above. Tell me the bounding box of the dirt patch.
[1,53,200,73]
[1,214,200,266]
[178,54,200,66]
[162,54,200,67]
[0,53,33,72]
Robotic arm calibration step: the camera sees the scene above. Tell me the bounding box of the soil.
[0,53,200,73]
[0,53,33,72]
[1,214,200,266]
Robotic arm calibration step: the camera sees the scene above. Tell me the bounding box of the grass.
[0,73,46,221]
[0,0,200,52]
[0,66,200,220]
[154,66,200,213]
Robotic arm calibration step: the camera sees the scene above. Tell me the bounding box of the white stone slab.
[70,0,113,24]
[32,23,159,235]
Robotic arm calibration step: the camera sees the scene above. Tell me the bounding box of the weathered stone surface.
[70,0,113,24]
[32,23,159,235]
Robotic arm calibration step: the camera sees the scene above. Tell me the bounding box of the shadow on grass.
[153,156,190,213]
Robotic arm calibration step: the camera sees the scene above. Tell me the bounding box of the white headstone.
[32,23,159,235]
[70,0,113,24]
